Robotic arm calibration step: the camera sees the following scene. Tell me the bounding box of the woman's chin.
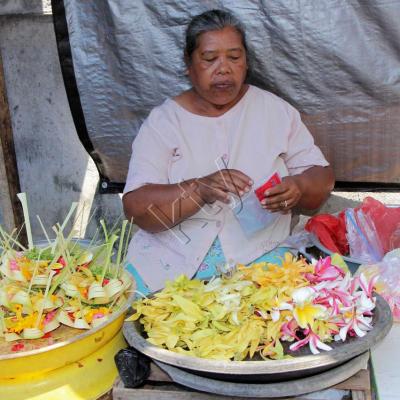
[207,91,240,107]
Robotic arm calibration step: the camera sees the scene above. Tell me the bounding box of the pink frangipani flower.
[305,257,345,283]
[289,328,332,355]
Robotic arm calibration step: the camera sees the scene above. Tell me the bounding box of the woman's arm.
[123,179,204,233]
[261,165,335,212]
[123,169,253,233]
[292,165,335,209]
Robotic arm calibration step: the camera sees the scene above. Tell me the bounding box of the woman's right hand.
[196,169,253,204]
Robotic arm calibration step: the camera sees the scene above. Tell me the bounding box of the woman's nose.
[217,57,231,74]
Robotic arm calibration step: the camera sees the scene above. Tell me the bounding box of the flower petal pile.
[129,253,377,360]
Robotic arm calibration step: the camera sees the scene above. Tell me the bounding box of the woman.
[123,9,334,294]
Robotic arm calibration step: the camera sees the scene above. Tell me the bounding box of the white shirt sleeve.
[282,103,330,175]
[123,116,171,195]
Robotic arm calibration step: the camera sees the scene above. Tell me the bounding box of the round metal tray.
[155,352,369,398]
[123,294,392,382]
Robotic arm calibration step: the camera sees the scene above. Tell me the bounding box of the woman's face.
[187,26,248,107]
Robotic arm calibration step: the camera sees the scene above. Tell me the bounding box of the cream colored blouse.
[123,85,329,291]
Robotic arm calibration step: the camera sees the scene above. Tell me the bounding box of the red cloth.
[305,212,349,255]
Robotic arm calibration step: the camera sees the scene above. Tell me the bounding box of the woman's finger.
[261,189,301,212]
[211,187,232,203]
[197,177,228,203]
[214,170,252,195]
[262,197,292,212]
[228,169,253,188]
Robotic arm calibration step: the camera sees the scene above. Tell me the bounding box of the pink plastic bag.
[359,197,400,254]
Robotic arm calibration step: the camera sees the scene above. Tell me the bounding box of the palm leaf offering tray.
[125,253,392,380]
[0,193,134,353]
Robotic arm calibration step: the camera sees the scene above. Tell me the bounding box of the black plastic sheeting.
[114,347,151,388]
[52,0,400,192]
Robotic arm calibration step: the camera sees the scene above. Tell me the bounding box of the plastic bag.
[305,197,400,259]
[305,213,348,255]
[345,208,384,263]
[359,197,400,254]
[281,231,314,255]
[114,347,151,388]
[231,191,279,237]
[357,249,400,321]
[231,172,282,237]
[390,226,400,251]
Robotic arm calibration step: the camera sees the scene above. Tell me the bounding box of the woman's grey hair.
[185,9,248,63]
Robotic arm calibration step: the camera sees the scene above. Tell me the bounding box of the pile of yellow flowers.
[129,253,377,360]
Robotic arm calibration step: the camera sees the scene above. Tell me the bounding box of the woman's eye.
[230,56,240,61]
[204,58,217,62]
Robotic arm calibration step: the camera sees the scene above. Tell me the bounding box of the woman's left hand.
[260,176,303,213]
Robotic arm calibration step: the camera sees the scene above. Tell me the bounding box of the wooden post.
[0,50,25,237]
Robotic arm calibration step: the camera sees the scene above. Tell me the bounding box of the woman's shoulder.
[134,98,181,149]
[172,90,191,108]
[144,97,179,128]
[249,85,294,113]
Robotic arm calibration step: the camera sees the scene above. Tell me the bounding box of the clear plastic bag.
[231,191,280,237]
[357,249,400,321]
[282,231,314,254]
[345,208,384,263]
[230,172,283,237]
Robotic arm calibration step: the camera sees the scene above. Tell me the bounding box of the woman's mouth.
[212,82,234,90]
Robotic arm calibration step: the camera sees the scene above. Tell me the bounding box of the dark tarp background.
[52,0,400,191]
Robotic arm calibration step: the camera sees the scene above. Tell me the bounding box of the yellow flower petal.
[293,303,326,329]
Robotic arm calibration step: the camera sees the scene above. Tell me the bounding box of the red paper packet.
[254,173,282,201]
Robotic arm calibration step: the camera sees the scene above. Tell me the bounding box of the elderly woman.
[123,9,334,294]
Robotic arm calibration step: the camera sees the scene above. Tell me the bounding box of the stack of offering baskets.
[0,193,135,400]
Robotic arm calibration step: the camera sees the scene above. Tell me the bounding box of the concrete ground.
[321,191,399,214]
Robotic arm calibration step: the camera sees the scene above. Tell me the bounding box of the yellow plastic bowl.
[0,310,126,379]
[0,276,135,379]
[0,330,127,400]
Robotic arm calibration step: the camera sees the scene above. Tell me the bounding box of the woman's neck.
[175,84,249,117]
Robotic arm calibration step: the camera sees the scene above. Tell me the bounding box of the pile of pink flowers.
[284,257,377,354]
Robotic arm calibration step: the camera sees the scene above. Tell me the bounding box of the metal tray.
[123,294,392,382]
[154,352,369,398]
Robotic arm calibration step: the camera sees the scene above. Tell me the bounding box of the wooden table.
[111,361,372,400]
